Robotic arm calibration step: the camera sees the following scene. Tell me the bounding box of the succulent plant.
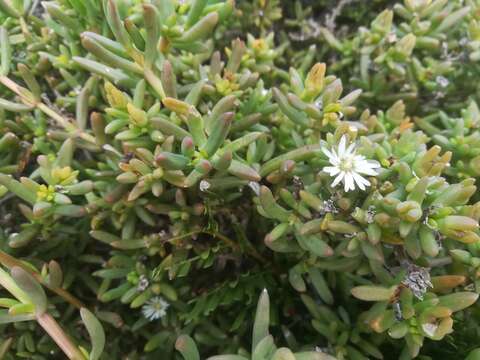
[0,0,480,359]
[176,290,336,360]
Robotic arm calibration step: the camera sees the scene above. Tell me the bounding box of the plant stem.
[37,312,85,360]
[0,250,85,309]
[0,76,96,145]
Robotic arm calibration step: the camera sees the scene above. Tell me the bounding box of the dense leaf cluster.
[1,0,480,359]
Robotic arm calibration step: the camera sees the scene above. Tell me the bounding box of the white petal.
[353,155,366,165]
[352,172,370,190]
[352,155,366,163]
[352,174,365,191]
[344,172,355,192]
[322,147,340,165]
[355,157,380,168]
[322,147,334,159]
[323,166,341,176]
[356,172,371,186]
[338,136,346,157]
[330,153,340,166]
[354,160,380,176]
[331,171,345,187]
[359,159,380,168]
[330,151,340,166]
[358,168,378,176]
[344,142,356,156]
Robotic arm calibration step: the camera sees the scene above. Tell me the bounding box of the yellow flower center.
[37,184,56,202]
[339,157,354,172]
[51,166,77,185]
[252,39,267,51]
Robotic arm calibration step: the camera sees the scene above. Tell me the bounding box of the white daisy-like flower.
[142,296,170,321]
[322,135,380,192]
